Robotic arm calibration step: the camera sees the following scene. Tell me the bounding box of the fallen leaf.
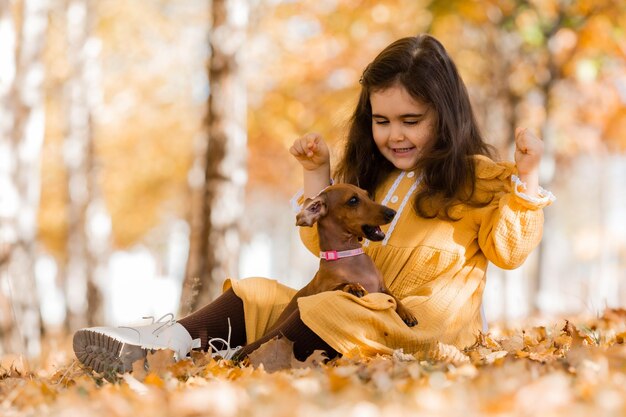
[146,349,175,376]
[478,332,502,350]
[168,358,196,380]
[143,372,165,388]
[522,326,548,348]
[562,320,587,348]
[132,358,147,381]
[553,334,573,350]
[190,350,213,367]
[428,342,469,366]
[247,337,294,373]
[500,334,525,353]
[392,349,416,362]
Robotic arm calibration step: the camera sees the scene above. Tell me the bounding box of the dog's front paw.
[402,314,418,327]
[397,305,418,327]
[342,283,368,298]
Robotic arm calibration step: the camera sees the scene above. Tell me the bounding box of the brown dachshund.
[269,183,417,331]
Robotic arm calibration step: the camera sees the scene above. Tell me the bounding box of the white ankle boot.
[73,313,201,374]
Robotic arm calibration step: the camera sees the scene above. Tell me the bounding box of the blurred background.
[1,0,625,358]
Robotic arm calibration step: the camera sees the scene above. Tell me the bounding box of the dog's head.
[296,183,395,241]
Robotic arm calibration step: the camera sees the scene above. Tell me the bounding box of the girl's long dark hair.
[335,34,495,220]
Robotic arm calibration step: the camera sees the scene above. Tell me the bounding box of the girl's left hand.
[514,127,543,175]
[514,127,543,196]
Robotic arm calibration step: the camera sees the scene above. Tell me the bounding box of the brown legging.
[177,288,337,361]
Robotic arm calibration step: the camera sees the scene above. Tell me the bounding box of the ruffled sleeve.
[510,174,556,209]
[472,155,556,269]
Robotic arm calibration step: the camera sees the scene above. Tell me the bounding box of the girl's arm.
[477,128,554,268]
[289,132,331,198]
[477,193,547,269]
[514,127,543,197]
[289,132,331,255]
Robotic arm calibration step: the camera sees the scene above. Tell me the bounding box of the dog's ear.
[296,195,327,227]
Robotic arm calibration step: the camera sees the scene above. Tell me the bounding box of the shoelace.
[119,313,177,338]
[120,313,240,360]
[207,317,241,360]
[146,313,177,336]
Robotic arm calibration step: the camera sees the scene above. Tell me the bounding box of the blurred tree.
[93,0,202,249]
[40,0,207,325]
[62,0,105,329]
[0,0,50,357]
[180,0,249,314]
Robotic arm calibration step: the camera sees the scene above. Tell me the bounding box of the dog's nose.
[383,208,396,222]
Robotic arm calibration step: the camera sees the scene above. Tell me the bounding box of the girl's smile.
[391,147,416,155]
[370,84,436,171]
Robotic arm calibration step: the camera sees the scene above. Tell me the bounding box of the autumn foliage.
[2,309,626,416]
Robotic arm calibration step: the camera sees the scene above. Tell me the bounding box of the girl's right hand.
[289,133,330,171]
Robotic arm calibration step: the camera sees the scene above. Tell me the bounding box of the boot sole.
[73,329,148,374]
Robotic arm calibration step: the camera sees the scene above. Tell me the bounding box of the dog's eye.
[347,196,359,206]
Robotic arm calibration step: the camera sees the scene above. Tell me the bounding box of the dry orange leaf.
[131,358,147,381]
[6,310,626,415]
[247,337,295,373]
[143,372,165,388]
[146,349,175,376]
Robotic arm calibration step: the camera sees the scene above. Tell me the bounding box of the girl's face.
[370,84,436,171]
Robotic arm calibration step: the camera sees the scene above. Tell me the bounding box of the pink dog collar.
[319,248,365,261]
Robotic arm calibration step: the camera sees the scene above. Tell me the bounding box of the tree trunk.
[531,11,571,316]
[0,0,51,357]
[180,0,248,315]
[62,0,105,330]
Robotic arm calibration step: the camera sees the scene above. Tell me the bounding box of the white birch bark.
[180,0,248,313]
[0,0,51,357]
[62,0,106,329]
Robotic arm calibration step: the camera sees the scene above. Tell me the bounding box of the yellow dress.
[225,155,555,356]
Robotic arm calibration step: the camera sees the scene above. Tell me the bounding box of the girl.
[74,34,554,373]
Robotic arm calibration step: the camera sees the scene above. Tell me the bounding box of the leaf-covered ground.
[2,310,626,417]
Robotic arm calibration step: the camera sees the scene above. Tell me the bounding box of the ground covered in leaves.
[2,310,626,417]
